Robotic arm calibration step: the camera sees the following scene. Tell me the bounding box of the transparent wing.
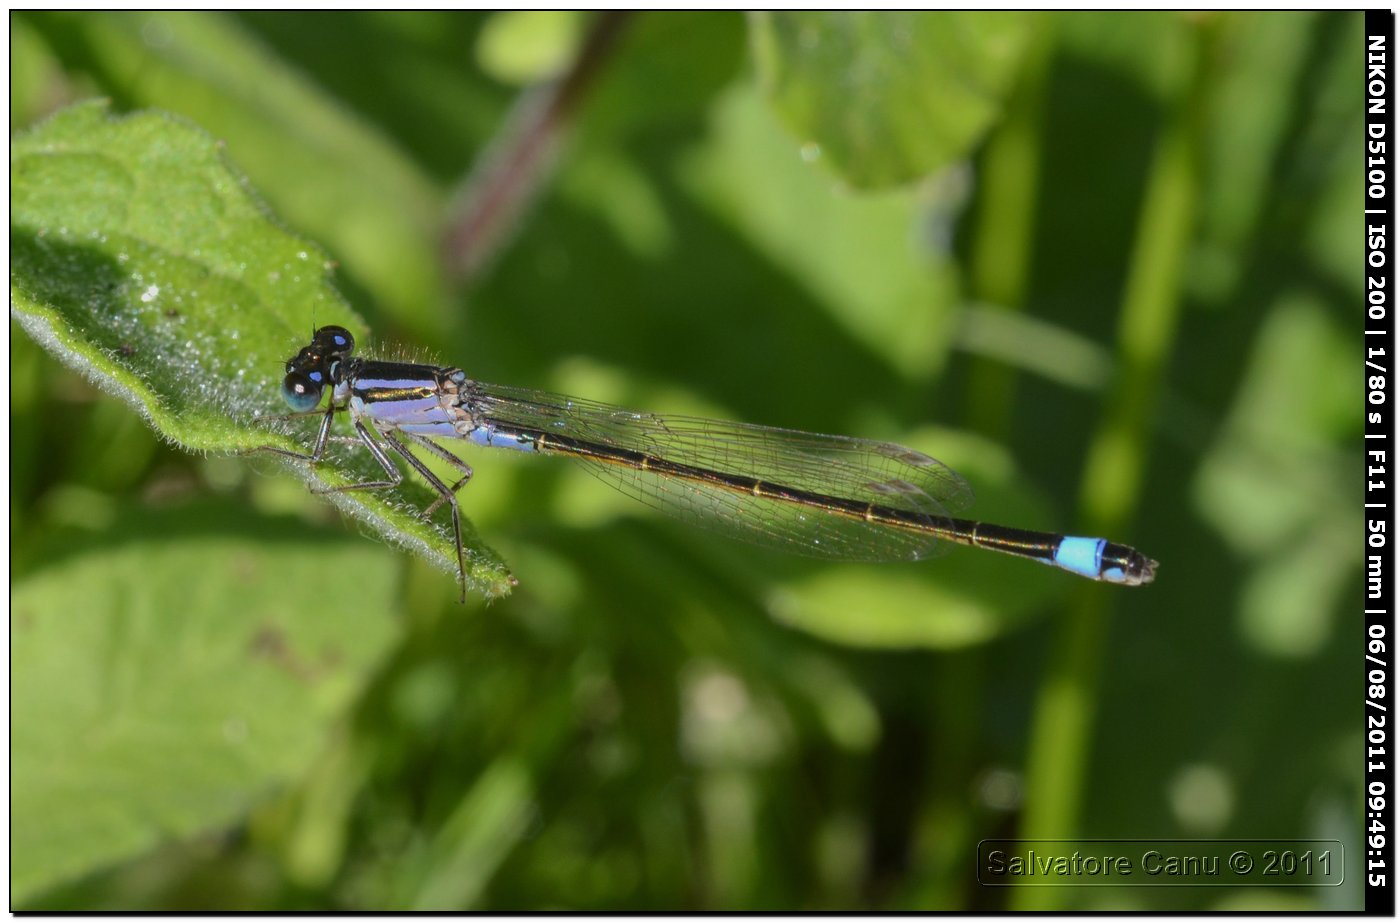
[463,382,974,562]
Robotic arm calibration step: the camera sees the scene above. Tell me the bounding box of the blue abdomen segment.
[469,426,537,452]
[1049,536,1157,585]
[1052,536,1109,579]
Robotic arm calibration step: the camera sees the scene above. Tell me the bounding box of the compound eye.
[281,371,323,412]
[315,325,354,356]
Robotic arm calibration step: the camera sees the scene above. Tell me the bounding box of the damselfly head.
[279,326,356,411]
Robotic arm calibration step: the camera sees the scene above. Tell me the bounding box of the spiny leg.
[313,424,468,601]
[310,424,468,600]
[249,411,468,601]
[401,433,474,520]
[306,426,469,510]
[245,406,401,491]
[307,418,403,494]
[378,430,469,603]
[242,403,338,463]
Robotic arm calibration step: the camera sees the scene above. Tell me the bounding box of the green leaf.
[10,101,515,596]
[749,11,1035,189]
[15,10,447,337]
[11,501,400,903]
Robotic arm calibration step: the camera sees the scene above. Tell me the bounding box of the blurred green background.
[10,10,1363,911]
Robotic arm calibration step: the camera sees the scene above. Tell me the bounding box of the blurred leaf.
[749,12,1035,189]
[233,11,503,185]
[1190,13,1313,303]
[476,11,585,84]
[10,17,70,130]
[408,757,535,909]
[1193,294,1358,657]
[10,101,515,596]
[676,85,959,380]
[11,501,400,903]
[580,11,747,140]
[14,10,446,336]
[1194,296,1354,553]
[770,563,1049,650]
[763,429,1063,648]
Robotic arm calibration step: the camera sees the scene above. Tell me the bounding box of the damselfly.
[250,326,1158,600]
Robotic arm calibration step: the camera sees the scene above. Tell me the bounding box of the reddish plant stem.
[441,10,634,287]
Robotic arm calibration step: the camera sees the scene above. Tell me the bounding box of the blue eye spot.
[314,325,354,355]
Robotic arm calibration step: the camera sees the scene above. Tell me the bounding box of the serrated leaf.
[749,11,1035,189]
[10,101,515,596]
[11,502,399,903]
